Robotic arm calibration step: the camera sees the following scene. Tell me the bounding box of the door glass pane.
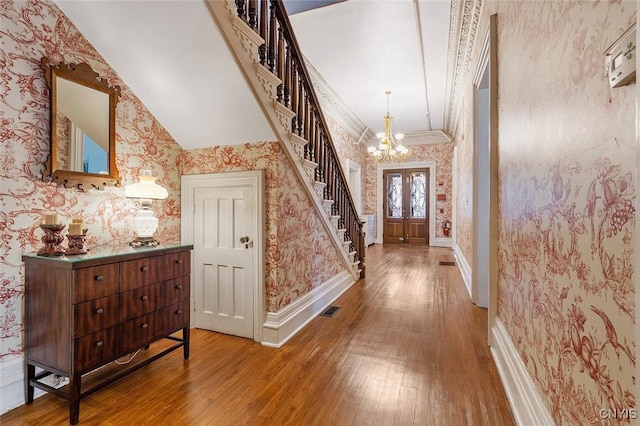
[386,173,403,218]
[410,172,426,218]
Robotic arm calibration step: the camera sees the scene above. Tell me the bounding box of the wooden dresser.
[22,244,193,425]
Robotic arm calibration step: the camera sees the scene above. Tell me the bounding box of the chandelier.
[368,90,408,161]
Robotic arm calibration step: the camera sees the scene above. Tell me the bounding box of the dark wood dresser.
[22,244,193,424]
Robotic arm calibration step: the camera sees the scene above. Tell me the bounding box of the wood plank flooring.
[1,244,515,425]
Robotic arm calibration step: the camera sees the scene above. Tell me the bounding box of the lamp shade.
[124,170,168,200]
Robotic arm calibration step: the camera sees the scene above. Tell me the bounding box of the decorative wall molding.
[490,318,555,426]
[262,271,355,347]
[444,0,483,136]
[454,243,472,299]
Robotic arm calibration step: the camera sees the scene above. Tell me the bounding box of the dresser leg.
[24,363,35,404]
[183,326,190,359]
[69,373,81,425]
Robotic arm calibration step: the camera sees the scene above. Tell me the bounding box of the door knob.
[239,236,252,249]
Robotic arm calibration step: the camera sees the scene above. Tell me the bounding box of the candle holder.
[66,233,87,255]
[38,224,66,256]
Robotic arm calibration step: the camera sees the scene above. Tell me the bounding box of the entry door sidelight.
[383,169,429,245]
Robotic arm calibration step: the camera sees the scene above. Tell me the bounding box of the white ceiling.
[287,0,451,136]
[54,0,454,149]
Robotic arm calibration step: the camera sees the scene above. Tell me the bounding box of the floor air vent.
[320,306,341,317]
[439,261,456,266]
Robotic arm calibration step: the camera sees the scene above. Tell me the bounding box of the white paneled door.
[193,184,255,338]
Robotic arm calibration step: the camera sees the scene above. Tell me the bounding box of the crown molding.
[304,56,375,140]
[444,0,483,136]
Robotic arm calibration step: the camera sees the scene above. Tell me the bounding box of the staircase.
[205,0,365,279]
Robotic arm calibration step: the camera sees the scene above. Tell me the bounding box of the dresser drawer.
[74,326,118,373]
[120,283,164,322]
[156,251,190,280]
[74,295,119,338]
[73,264,120,303]
[119,312,164,354]
[163,301,190,334]
[120,258,159,291]
[164,276,190,306]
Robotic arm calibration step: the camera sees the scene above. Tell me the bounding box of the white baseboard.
[1,357,25,415]
[432,237,452,247]
[262,270,354,348]
[453,244,472,299]
[490,318,555,426]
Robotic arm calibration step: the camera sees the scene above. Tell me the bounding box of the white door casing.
[181,171,264,342]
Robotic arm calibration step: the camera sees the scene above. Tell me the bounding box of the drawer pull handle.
[141,266,149,272]
[96,341,104,347]
[141,323,148,329]
[176,310,182,315]
[95,275,103,281]
[140,295,148,301]
[176,259,183,265]
[95,308,104,314]
[175,285,182,290]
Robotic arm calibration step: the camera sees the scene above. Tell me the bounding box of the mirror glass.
[41,57,120,190]
[56,76,110,174]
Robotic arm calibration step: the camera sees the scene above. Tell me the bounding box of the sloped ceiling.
[54,0,275,149]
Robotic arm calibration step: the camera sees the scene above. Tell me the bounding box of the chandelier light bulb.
[395,133,404,141]
[368,146,376,153]
[376,132,385,139]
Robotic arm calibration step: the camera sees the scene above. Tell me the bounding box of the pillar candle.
[72,218,84,224]
[68,223,83,236]
[44,213,60,225]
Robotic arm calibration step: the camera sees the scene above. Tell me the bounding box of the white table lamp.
[124,169,168,247]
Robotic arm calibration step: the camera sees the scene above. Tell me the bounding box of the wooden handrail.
[234,0,365,278]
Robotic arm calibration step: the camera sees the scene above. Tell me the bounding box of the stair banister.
[233,0,366,277]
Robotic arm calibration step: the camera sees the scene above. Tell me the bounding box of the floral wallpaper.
[364,142,454,239]
[454,0,637,423]
[180,143,345,312]
[1,0,183,360]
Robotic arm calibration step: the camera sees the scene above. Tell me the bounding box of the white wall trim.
[490,318,555,426]
[432,237,452,247]
[454,243,472,299]
[375,161,437,245]
[262,270,354,348]
[1,357,31,415]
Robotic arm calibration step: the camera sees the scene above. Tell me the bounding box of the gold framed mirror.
[41,57,121,190]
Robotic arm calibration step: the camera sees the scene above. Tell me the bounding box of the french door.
[383,168,429,245]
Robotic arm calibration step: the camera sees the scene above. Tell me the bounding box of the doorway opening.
[346,159,362,215]
[471,14,498,341]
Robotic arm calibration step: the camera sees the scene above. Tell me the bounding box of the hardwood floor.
[2,244,515,425]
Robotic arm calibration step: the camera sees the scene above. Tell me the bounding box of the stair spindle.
[259,0,267,65]
[277,26,284,102]
[268,3,277,72]
[248,0,257,29]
